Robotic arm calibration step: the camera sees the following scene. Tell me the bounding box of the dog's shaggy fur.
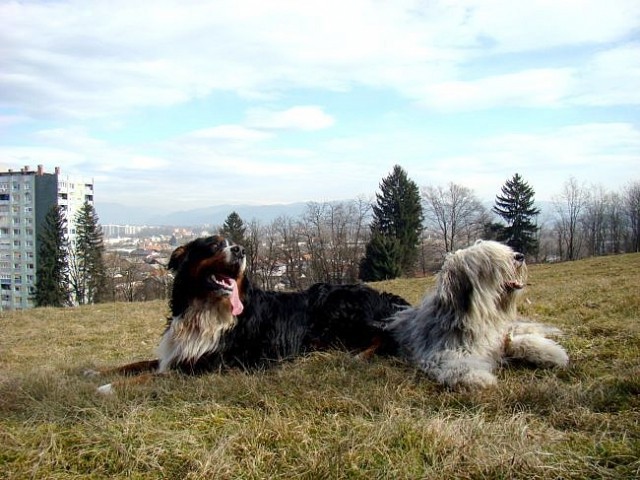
[388,240,569,390]
[90,235,409,393]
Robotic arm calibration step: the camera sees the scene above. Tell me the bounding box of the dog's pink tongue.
[229,279,244,316]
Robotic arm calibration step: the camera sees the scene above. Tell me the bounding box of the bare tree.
[113,254,140,302]
[623,181,640,252]
[300,199,371,284]
[422,183,487,253]
[553,177,588,260]
[606,192,625,254]
[243,219,262,279]
[273,215,306,290]
[246,220,281,290]
[582,184,608,256]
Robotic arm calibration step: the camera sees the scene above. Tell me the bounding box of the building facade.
[0,165,94,310]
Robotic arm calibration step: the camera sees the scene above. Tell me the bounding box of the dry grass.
[1,254,639,479]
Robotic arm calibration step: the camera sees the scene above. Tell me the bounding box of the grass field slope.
[1,254,639,479]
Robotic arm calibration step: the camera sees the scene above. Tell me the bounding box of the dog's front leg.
[505,334,569,368]
[423,352,498,390]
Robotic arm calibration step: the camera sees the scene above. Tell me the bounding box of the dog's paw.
[507,334,570,368]
[454,370,498,390]
[96,383,114,395]
[536,344,570,368]
[435,366,497,391]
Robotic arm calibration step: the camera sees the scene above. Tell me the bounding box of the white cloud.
[246,106,335,131]
[569,43,640,106]
[0,146,85,167]
[459,0,640,53]
[35,127,106,150]
[2,0,638,118]
[0,114,30,127]
[186,125,272,142]
[0,1,637,213]
[421,68,574,111]
[422,123,640,200]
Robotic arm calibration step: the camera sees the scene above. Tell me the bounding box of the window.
[0,194,9,201]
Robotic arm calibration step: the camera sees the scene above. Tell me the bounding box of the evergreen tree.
[220,211,247,245]
[359,233,403,281]
[359,165,423,280]
[70,202,107,304]
[34,205,70,307]
[493,173,540,255]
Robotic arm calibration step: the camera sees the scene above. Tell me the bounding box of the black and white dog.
[89,235,409,393]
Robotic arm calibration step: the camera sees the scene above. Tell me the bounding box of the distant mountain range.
[96,200,557,228]
[95,201,310,226]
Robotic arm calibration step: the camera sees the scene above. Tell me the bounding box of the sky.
[1,0,639,217]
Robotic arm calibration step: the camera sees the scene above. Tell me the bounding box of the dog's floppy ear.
[439,262,473,313]
[167,245,188,271]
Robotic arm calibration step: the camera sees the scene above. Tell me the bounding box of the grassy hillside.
[1,254,639,479]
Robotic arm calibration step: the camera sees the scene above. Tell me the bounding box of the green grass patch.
[1,254,639,479]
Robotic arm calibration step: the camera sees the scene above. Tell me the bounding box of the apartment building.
[0,165,94,310]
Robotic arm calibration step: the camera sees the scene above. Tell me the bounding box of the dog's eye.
[215,239,230,250]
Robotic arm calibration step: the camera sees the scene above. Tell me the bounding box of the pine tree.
[359,233,403,281]
[34,205,70,307]
[220,211,247,245]
[70,202,107,304]
[493,173,540,255]
[359,165,423,280]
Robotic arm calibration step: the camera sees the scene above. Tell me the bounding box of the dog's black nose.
[231,245,245,258]
[514,252,525,262]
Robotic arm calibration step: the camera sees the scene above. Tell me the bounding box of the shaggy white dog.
[389,240,569,390]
